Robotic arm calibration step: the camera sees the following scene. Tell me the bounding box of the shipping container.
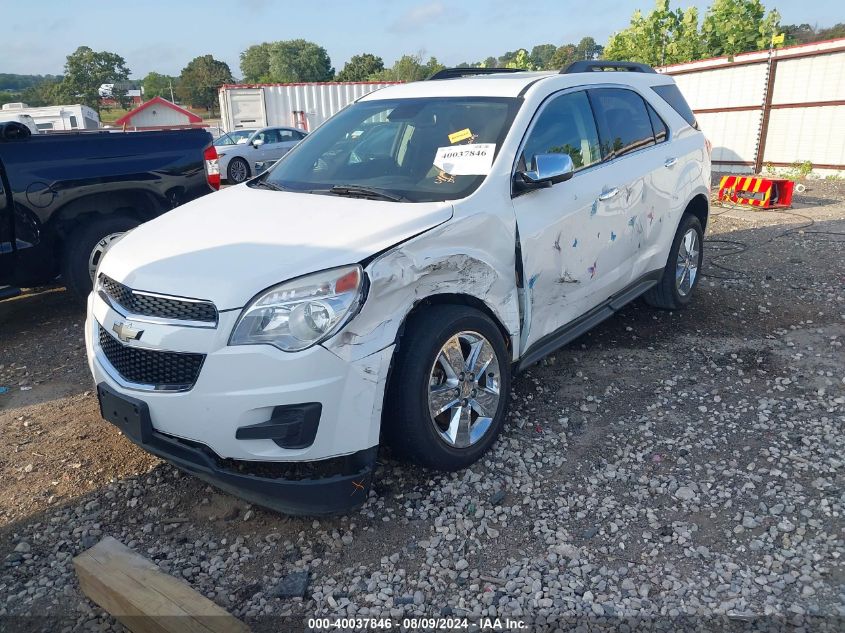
[659,38,845,175]
[218,82,401,133]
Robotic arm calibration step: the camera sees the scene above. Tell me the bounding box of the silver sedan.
[215,126,307,183]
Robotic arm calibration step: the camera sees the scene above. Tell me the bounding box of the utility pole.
[168,80,175,103]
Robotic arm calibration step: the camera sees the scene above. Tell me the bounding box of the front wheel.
[644,213,704,310]
[384,305,511,471]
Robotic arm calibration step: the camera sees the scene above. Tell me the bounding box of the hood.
[101,185,453,310]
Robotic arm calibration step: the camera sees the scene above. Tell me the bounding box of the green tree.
[336,53,384,81]
[240,42,274,83]
[269,40,333,82]
[604,1,706,65]
[58,46,130,112]
[240,40,333,83]
[701,0,781,57]
[178,55,234,114]
[530,44,557,69]
[141,72,177,100]
[371,54,444,82]
[549,44,578,70]
[574,37,604,61]
[482,56,498,68]
[503,49,538,70]
[20,79,63,107]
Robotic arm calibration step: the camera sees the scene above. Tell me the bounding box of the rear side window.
[589,88,655,159]
[652,84,698,129]
[647,103,668,143]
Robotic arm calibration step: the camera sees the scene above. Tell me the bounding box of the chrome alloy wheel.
[88,232,125,282]
[427,331,501,449]
[229,158,249,183]
[676,228,700,297]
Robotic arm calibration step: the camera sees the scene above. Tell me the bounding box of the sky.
[1,0,841,78]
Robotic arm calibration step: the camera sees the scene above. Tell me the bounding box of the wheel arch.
[684,192,709,232]
[397,292,515,357]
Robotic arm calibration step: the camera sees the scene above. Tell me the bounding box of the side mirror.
[514,153,574,192]
[252,138,264,148]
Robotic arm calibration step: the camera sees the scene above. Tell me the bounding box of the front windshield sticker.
[448,128,474,144]
[433,143,496,176]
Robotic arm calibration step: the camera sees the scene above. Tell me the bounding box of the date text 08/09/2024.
[307,616,528,630]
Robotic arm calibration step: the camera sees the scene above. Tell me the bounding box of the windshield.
[214,129,254,146]
[259,97,520,202]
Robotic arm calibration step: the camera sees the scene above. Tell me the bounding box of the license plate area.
[97,383,152,444]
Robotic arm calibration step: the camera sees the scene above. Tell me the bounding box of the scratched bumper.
[137,431,377,516]
[97,380,376,515]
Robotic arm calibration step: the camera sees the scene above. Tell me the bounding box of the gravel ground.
[1,180,843,632]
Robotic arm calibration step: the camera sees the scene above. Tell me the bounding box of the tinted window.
[262,97,519,202]
[647,103,668,143]
[69,115,78,128]
[652,84,698,129]
[257,129,282,144]
[590,88,655,158]
[520,90,601,171]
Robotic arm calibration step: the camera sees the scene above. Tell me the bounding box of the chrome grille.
[99,275,217,324]
[98,325,205,391]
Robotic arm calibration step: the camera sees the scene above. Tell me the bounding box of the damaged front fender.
[323,211,521,365]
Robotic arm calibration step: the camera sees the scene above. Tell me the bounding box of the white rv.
[0,111,38,134]
[0,103,100,131]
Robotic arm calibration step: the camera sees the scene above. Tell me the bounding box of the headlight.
[229,265,365,352]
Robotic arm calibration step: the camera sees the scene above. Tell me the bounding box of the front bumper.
[85,290,393,514]
[97,382,376,515]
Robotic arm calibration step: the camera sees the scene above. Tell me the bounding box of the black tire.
[227,157,250,183]
[62,216,140,302]
[644,213,703,310]
[384,305,511,471]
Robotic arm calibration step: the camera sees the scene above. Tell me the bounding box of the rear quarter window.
[652,84,698,129]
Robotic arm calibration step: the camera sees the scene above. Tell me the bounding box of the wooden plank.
[74,536,249,633]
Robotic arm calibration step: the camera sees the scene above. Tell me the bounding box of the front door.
[512,88,639,351]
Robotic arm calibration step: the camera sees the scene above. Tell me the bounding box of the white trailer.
[218,82,401,133]
[0,103,100,132]
[659,38,845,175]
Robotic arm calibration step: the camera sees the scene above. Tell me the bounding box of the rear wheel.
[644,214,703,310]
[384,305,511,471]
[62,216,140,302]
[227,157,250,183]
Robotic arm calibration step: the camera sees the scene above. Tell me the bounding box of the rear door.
[587,87,667,280]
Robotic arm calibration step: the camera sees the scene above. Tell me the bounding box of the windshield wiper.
[325,184,406,202]
[249,178,285,192]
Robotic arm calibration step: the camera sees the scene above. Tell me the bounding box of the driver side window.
[521,91,601,172]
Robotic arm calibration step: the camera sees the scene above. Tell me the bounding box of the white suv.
[86,62,710,515]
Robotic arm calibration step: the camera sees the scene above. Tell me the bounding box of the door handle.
[597,187,620,202]
[664,157,678,168]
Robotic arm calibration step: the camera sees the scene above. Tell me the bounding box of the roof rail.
[427,67,526,80]
[561,60,657,74]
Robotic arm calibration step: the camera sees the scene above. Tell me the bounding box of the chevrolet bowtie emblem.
[112,320,144,343]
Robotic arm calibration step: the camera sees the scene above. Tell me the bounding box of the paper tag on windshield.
[448,128,473,144]
[433,143,496,176]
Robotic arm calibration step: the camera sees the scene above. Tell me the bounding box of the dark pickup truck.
[0,123,219,301]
